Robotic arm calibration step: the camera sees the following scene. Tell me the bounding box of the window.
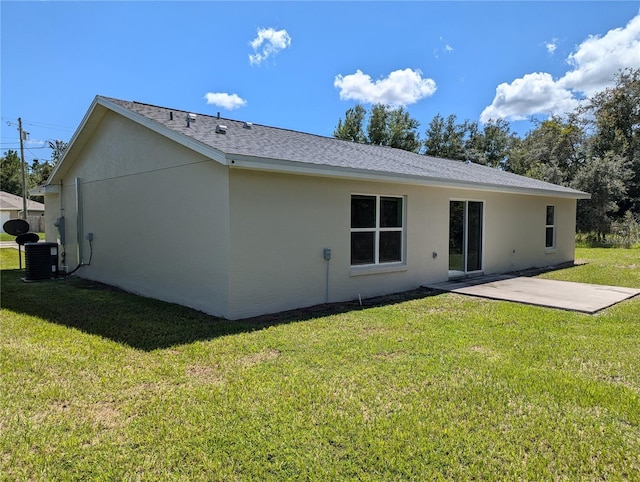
[545,205,555,249]
[351,195,404,266]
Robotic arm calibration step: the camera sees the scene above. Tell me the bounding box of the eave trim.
[227,155,591,199]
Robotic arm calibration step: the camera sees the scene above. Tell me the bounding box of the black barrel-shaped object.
[25,242,59,281]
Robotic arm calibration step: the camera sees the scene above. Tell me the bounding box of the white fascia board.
[30,185,60,196]
[227,155,591,200]
[98,97,227,165]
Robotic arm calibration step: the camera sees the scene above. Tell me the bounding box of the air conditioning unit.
[25,242,59,281]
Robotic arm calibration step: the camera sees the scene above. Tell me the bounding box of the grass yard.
[0,232,45,242]
[540,247,640,288]
[1,247,639,480]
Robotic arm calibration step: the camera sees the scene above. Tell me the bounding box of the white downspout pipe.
[75,177,83,265]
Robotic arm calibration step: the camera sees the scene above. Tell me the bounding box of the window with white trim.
[545,205,555,249]
[351,194,404,266]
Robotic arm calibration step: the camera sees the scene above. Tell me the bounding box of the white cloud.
[544,38,558,55]
[481,15,640,122]
[333,68,437,106]
[249,27,292,65]
[26,139,47,149]
[204,92,247,110]
[559,14,640,96]
[480,72,579,123]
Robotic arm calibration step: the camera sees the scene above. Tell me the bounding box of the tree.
[0,150,23,196]
[582,68,640,215]
[464,119,516,169]
[507,116,585,185]
[49,139,68,165]
[334,104,421,153]
[333,104,367,143]
[610,210,640,247]
[29,159,54,189]
[387,106,421,152]
[1,141,64,203]
[367,104,391,147]
[423,113,467,160]
[26,140,68,191]
[572,151,632,241]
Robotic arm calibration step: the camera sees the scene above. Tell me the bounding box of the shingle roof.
[101,97,589,198]
[0,191,45,211]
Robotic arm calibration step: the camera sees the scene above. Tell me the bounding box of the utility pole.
[18,117,28,220]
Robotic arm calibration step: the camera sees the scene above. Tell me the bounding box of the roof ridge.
[102,97,468,154]
[103,96,355,144]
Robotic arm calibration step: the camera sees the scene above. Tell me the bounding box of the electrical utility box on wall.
[54,216,66,245]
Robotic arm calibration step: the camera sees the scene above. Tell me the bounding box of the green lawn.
[1,247,639,480]
[0,232,45,242]
[539,247,640,287]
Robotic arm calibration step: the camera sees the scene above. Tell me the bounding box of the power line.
[2,143,52,149]
[26,147,43,159]
[23,121,74,132]
[5,117,74,133]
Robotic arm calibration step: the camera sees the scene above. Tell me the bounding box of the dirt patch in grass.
[86,401,122,429]
[236,348,281,367]
[470,345,500,360]
[186,364,224,384]
[31,400,123,430]
[372,351,405,361]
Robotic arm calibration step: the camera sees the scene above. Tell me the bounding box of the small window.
[351,195,404,266]
[545,205,555,249]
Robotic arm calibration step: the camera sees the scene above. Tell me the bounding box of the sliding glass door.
[449,200,483,277]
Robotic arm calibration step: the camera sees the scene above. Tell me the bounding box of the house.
[1,191,45,233]
[35,96,590,319]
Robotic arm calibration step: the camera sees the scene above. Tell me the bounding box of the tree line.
[334,68,640,244]
[0,140,67,204]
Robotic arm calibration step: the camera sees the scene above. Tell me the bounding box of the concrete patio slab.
[427,275,640,313]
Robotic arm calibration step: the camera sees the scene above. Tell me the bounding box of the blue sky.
[2,1,639,165]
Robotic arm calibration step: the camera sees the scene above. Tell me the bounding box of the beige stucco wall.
[227,170,446,318]
[442,188,576,275]
[227,169,577,319]
[481,191,576,274]
[45,111,231,318]
[43,193,60,238]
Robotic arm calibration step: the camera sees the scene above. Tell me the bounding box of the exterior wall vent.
[216,124,227,134]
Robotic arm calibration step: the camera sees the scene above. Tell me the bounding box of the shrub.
[577,211,640,248]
